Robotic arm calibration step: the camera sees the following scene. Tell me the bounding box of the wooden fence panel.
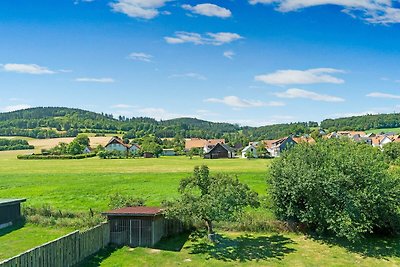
[0,222,110,267]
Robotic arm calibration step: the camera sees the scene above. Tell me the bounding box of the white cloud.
[182,3,232,18]
[255,68,345,85]
[110,0,172,19]
[205,95,285,108]
[136,107,194,120]
[111,104,136,108]
[274,88,345,102]
[1,63,56,74]
[169,72,206,80]
[1,104,31,112]
[128,52,153,62]
[366,92,400,99]
[249,0,400,24]
[165,31,243,46]
[75,77,115,83]
[223,50,235,59]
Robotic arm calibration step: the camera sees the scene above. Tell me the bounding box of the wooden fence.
[0,222,110,267]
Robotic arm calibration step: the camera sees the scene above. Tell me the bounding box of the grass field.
[0,222,72,261]
[1,148,400,266]
[366,128,400,134]
[0,151,269,212]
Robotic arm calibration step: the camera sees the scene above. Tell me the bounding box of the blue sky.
[1,0,400,126]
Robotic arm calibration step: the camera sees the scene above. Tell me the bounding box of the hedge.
[17,153,97,160]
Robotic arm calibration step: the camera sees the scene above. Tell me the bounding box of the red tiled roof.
[102,206,163,216]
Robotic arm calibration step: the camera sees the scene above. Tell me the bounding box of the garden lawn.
[80,231,400,267]
[0,151,269,212]
[0,223,72,261]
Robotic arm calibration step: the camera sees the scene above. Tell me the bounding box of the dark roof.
[102,206,163,217]
[206,143,235,154]
[0,198,26,207]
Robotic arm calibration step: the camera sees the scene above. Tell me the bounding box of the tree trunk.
[205,219,216,242]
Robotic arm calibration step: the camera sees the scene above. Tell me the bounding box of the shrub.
[108,193,145,209]
[269,138,400,241]
[23,205,103,229]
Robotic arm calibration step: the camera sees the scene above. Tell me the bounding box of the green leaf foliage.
[166,165,259,235]
[269,139,400,241]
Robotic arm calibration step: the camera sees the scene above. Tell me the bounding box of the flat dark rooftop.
[0,198,26,207]
[103,206,163,217]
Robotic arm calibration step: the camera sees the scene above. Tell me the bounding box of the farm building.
[103,206,183,247]
[241,145,257,158]
[162,149,176,156]
[204,143,235,159]
[185,138,225,151]
[0,199,26,229]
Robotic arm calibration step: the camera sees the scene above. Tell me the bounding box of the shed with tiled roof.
[103,206,183,247]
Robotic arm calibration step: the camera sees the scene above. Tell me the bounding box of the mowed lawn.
[81,231,400,267]
[0,151,269,212]
[0,223,72,261]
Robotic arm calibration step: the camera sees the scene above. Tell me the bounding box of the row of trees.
[0,138,34,151]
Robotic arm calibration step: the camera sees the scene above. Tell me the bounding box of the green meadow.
[0,151,269,212]
[1,150,400,266]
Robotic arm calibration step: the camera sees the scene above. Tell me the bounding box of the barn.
[0,199,26,229]
[204,143,235,159]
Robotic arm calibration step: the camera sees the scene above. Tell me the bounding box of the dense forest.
[0,107,319,141]
[321,113,400,131]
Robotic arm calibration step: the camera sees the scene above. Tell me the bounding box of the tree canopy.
[269,139,400,241]
[166,165,259,240]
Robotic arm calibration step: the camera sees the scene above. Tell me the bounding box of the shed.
[0,199,26,229]
[162,149,176,156]
[103,206,166,247]
[143,152,154,158]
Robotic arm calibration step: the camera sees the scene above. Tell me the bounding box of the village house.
[105,136,140,155]
[204,143,235,159]
[264,136,297,157]
[241,145,257,158]
[185,138,225,151]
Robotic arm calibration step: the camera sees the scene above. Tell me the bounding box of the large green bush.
[269,139,400,241]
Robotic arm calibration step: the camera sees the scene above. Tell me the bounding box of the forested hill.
[0,107,241,139]
[321,113,400,131]
[0,107,318,140]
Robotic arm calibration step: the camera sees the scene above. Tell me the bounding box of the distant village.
[100,130,398,159]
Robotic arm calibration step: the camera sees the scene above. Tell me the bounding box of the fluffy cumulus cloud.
[128,52,153,62]
[274,88,345,102]
[165,31,243,45]
[75,77,115,83]
[255,68,345,85]
[205,95,285,108]
[110,0,172,19]
[1,63,56,74]
[366,92,400,99]
[249,0,400,24]
[182,3,232,18]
